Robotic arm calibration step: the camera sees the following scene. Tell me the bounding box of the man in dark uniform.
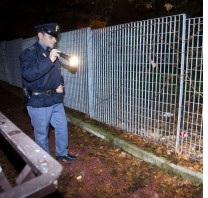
[19,23,76,162]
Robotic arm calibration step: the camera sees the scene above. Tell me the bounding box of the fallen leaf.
[76,175,82,180]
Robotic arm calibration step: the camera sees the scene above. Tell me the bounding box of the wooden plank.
[0,112,63,198]
[16,165,35,185]
[0,167,12,192]
[0,174,58,198]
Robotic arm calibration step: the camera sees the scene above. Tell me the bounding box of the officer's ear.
[37,32,44,40]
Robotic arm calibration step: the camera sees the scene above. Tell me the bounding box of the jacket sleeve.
[19,49,54,82]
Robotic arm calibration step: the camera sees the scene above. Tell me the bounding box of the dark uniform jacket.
[19,41,64,107]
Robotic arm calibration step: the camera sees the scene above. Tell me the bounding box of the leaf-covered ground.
[0,84,203,197]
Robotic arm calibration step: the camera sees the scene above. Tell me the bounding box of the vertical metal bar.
[131,22,136,133]
[101,29,105,122]
[144,20,148,135]
[149,19,154,135]
[174,15,180,135]
[100,29,104,121]
[153,19,158,136]
[129,24,133,132]
[189,18,197,154]
[138,21,142,135]
[157,18,163,135]
[94,30,98,119]
[110,26,115,126]
[186,18,194,153]
[147,20,152,137]
[181,17,189,153]
[161,17,166,136]
[140,21,145,135]
[102,28,105,122]
[126,25,130,131]
[176,14,186,149]
[168,16,176,139]
[97,29,101,119]
[87,28,94,117]
[121,24,125,130]
[165,16,171,138]
[135,22,139,134]
[197,18,203,156]
[105,29,109,124]
[109,26,113,126]
[124,25,127,131]
[84,28,89,114]
[91,30,94,116]
[105,28,108,124]
[116,25,120,128]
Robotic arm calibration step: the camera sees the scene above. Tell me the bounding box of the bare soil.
[0,84,203,198]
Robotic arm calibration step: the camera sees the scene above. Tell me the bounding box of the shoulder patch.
[28,45,36,51]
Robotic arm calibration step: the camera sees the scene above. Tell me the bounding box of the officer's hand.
[49,49,61,62]
[56,84,64,93]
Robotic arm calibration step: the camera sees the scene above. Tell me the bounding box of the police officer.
[19,23,76,162]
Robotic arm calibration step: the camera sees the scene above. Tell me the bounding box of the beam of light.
[69,55,79,68]
[59,52,79,74]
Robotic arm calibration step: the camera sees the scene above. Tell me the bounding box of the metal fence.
[0,14,203,161]
[178,17,203,160]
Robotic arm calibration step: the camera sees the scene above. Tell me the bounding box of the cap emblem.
[55,25,59,32]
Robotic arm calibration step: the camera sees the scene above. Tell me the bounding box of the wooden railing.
[0,111,63,198]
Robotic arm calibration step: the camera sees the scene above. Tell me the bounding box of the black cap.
[34,23,61,38]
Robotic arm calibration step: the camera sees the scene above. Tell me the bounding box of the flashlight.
[60,53,79,74]
[48,48,79,74]
[59,52,78,65]
[59,52,71,60]
[59,52,79,66]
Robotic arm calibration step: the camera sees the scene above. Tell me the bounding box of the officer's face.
[38,32,57,48]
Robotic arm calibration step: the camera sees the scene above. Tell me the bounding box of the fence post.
[176,14,187,149]
[87,28,94,117]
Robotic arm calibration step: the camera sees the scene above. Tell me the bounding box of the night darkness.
[0,0,203,42]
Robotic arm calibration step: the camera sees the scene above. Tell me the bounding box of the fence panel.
[91,15,185,148]
[5,39,23,87]
[176,17,203,160]
[0,41,8,82]
[59,28,90,114]
[22,37,36,50]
